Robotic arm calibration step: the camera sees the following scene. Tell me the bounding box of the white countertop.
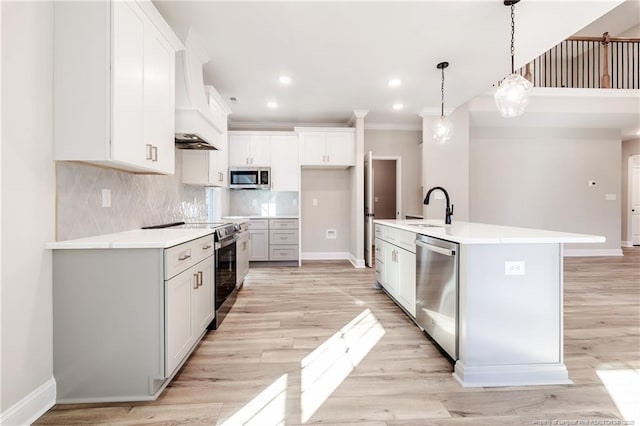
[46,228,215,249]
[374,219,606,245]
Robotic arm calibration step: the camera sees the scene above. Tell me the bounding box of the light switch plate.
[505,261,525,276]
[312,198,318,206]
[605,193,616,201]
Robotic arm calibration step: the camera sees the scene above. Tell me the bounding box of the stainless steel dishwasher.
[415,235,459,360]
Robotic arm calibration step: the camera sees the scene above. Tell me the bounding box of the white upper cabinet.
[229,134,270,167]
[269,135,299,191]
[297,129,355,167]
[54,1,182,174]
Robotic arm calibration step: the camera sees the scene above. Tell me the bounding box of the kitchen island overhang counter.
[374,219,605,388]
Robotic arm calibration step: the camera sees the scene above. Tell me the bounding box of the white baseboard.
[0,377,56,426]
[301,252,350,260]
[621,240,633,248]
[349,254,366,268]
[563,248,624,257]
[453,362,573,388]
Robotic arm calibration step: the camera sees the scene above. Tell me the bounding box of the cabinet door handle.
[146,144,153,160]
[202,244,212,250]
[151,145,158,162]
[219,172,223,182]
[327,155,330,163]
[193,273,199,289]
[178,254,191,261]
[197,271,203,287]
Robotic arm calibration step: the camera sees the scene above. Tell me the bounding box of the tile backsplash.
[229,190,299,216]
[56,151,207,240]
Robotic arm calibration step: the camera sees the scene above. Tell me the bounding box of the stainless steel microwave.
[229,167,271,190]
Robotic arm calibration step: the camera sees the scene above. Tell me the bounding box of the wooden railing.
[514,32,639,89]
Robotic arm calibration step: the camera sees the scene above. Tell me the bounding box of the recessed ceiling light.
[392,103,404,110]
[267,101,278,109]
[279,75,292,85]
[388,78,402,87]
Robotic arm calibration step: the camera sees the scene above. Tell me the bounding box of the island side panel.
[458,243,562,366]
[53,248,165,402]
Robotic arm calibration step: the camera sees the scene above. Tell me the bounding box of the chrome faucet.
[423,186,454,225]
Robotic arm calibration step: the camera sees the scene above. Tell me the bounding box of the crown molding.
[228,120,350,131]
[364,122,422,131]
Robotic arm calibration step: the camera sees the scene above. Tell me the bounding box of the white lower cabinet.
[52,234,214,403]
[249,229,269,261]
[248,218,300,262]
[375,224,416,317]
[396,247,416,317]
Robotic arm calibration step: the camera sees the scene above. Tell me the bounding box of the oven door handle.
[215,237,236,250]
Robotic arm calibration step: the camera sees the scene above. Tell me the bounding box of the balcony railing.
[513,32,639,89]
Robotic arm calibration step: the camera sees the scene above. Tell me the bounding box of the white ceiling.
[153,0,634,129]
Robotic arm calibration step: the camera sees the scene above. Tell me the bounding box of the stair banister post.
[601,32,611,88]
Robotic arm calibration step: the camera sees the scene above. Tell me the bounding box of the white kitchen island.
[374,219,605,388]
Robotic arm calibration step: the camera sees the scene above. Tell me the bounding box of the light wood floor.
[37,248,640,425]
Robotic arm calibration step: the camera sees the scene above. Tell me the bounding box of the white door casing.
[631,155,640,245]
[364,151,373,267]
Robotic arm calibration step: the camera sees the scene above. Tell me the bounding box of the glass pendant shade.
[432,115,453,144]
[494,73,533,118]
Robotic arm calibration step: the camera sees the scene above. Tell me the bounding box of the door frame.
[628,154,640,246]
[372,155,402,220]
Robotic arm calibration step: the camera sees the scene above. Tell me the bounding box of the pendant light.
[432,61,453,144]
[494,0,532,118]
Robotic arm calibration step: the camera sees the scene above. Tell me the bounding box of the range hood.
[174,29,228,150]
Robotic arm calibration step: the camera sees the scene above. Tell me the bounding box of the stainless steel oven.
[209,224,238,330]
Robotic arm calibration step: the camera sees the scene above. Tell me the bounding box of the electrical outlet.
[605,193,616,201]
[505,261,525,276]
[101,189,111,208]
[326,229,337,239]
[312,198,318,206]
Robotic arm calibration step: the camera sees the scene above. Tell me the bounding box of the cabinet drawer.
[395,229,416,253]
[248,219,269,230]
[270,229,298,245]
[165,235,214,279]
[374,239,384,263]
[269,245,299,261]
[269,219,298,229]
[375,225,384,239]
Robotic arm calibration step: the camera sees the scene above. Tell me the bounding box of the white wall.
[470,127,622,253]
[301,169,351,257]
[422,106,470,222]
[1,1,56,423]
[622,138,640,245]
[364,129,422,217]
